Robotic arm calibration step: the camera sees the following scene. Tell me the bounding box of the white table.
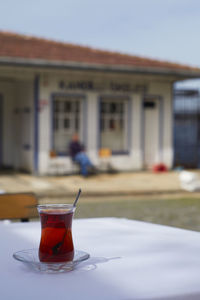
[1,218,200,300]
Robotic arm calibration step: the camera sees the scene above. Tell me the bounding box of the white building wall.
[38,77,52,174]
[148,81,173,168]
[37,73,173,174]
[131,93,143,169]
[87,92,99,164]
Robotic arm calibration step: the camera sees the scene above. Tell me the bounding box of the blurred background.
[1,0,200,230]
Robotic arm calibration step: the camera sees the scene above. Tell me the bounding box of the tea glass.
[37,204,75,263]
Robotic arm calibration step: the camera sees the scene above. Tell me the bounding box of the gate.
[174,89,200,168]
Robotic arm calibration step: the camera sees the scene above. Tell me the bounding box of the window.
[100,97,129,153]
[143,101,156,109]
[52,95,82,153]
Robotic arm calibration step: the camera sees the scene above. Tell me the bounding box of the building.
[0,31,200,175]
[174,79,200,168]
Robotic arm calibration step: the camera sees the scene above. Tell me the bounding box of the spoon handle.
[73,189,81,207]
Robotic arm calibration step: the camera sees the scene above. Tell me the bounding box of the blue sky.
[1,0,200,67]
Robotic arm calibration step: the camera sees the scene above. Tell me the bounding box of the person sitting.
[69,133,97,177]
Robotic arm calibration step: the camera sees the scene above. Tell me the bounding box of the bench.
[0,193,38,221]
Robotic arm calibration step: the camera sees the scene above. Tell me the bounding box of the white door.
[143,98,160,168]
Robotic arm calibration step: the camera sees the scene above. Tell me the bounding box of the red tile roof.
[0,31,199,73]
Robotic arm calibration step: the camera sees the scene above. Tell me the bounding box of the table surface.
[1,217,200,300]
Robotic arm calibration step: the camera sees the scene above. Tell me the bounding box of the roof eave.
[0,56,200,78]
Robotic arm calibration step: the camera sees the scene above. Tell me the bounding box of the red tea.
[38,208,75,263]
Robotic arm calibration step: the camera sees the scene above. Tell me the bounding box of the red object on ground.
[152,163,168,173]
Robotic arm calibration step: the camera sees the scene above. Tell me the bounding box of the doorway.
[143,96,162,168]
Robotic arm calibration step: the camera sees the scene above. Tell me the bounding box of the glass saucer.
[13,249,90,273]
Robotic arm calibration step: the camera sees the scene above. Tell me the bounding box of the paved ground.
[1,171,200,231]
[0,170,197,200]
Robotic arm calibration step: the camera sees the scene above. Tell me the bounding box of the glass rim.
[37,204,75,212]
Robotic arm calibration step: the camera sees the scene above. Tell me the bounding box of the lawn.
[72,195,200,231]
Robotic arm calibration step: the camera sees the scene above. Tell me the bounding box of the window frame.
[98,95,131,155]
[51,93,86,156]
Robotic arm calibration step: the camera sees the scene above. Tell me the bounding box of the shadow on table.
[17,255,121,274]
[131,292,200,300]
[75,256,121,272]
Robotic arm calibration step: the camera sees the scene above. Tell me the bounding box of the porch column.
[86,92,99,165]
[33,75,39,174]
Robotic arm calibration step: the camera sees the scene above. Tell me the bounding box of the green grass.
[74,196,200,231]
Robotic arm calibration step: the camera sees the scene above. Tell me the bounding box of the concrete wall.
[0,81,15,167]
[14,80,34,172]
